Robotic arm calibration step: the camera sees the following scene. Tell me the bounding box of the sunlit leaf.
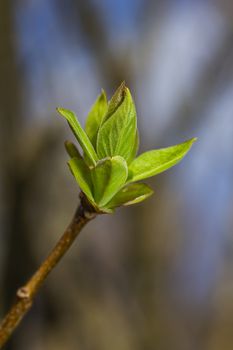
[107,183,153,208]
[68,157,94,202]
[128,130,139,165]
[96,87,137,163]
[128,138,197,182]
[85,90,108,148]
[57,108,98,166]
[91,156,128,207]
[59,83,197,212]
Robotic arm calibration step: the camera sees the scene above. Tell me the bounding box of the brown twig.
[0,193,97,349]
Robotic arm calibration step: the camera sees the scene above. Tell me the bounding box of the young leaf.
[68,157,94,202]
[85,90,108,148]
[101,81,125,124]
[128,138,197,182]
[96,87,137,163]
[57,108,98,166]
[128,130,139,165]
[107,183,153,208]
[64,140,82,159]
[91,156,128,207]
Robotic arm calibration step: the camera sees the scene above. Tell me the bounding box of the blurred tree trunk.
[0,2,37,349]
[57,0,132,89]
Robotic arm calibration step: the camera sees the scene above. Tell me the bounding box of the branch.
[0,193,97,349]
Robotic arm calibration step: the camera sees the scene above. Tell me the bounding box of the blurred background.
[1,0,233,349]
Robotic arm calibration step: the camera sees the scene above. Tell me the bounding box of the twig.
[0,193,97,349]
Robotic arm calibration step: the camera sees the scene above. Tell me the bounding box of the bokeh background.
[1,1,233,349]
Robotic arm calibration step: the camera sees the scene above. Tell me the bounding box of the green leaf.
[128,138,197,182]
[57,108,98,166]
[64,140,82,159]
[128,130,139,165]
[68,157,94,202]
[91,156,128,207]
[107,183,153,208]
[96,87,137,163]
[85,90,108,148]
[102,81,125,124]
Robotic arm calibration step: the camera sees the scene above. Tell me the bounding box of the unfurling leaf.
[128,138,197,183]
[96,87,137,163]
[85,90,108,148]
[57,108,98,166]
[107,183,153,208]
[59,83,196,212]
[68,157,94,202]
[91,156,128,207]
[101,81,125,124]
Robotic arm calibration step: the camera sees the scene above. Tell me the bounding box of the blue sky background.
[14,0,233,299]
[8,1,233,347]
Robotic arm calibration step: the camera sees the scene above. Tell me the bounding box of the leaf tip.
[116,81,127,99]
[186,137,198,149]
[56,107,62,114]
[100,88,107,99]
[190,137,198,143]
[56,107,71,118]
[64,140,82,159]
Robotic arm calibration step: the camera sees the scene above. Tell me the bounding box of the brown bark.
[0,194,97,349]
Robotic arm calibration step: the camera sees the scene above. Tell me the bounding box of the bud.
[57,83,196,213]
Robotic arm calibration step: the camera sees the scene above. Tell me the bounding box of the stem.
[0,194,97,349]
